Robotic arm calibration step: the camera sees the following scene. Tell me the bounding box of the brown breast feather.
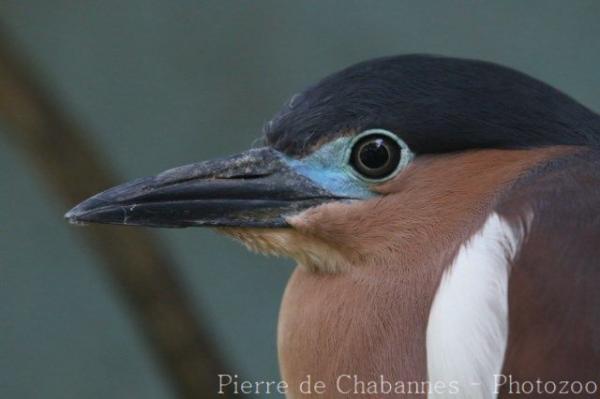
[278,146,576,398]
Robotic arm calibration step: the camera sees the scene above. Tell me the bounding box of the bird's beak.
[65,147,342,228]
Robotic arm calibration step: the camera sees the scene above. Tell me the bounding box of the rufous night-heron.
[66,55,600,398]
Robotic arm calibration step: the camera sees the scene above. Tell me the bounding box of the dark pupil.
[359,139,389,169]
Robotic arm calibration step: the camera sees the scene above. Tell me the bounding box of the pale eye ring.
[348,129,410,181]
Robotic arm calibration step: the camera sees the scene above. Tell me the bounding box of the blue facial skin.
[280,136,380,200]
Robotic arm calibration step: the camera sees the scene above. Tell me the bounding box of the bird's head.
[66,55,599,272]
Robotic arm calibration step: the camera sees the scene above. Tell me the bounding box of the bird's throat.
[217,227,349,273]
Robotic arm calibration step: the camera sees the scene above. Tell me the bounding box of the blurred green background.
[1,1,599,398]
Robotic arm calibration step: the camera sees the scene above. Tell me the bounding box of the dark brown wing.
[499,149,600,397]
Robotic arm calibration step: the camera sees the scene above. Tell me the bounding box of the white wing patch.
[426,213,528,399]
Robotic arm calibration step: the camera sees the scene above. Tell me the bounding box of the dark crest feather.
[264,55,600,157]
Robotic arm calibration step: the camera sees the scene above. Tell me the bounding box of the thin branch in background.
[0,29,238,399]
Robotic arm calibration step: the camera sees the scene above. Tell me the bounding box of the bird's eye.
[350,133,402,180]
